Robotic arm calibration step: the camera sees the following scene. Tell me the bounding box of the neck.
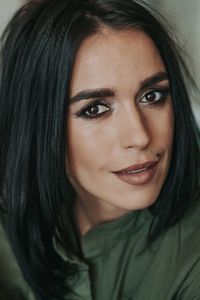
[75,195,129,236]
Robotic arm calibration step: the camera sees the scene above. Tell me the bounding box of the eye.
[78,102,111,119]
[140,88,169,105]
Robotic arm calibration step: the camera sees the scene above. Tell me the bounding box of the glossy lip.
[113,160,158,174]
[113,160,159,186]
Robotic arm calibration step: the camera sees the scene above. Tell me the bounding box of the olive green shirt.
[1,202,200,299]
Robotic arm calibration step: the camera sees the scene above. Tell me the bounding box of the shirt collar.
[53,209,152,262]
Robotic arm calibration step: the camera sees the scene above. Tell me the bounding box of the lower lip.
[113,164,158,186]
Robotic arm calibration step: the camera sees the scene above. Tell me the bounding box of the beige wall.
[157,0,200,124]
[159,0,200,76]
[0,0,21,35]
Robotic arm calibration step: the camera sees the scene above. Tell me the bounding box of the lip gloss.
[114,163,158,185]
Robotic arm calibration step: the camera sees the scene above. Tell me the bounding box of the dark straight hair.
[0,0,199,299]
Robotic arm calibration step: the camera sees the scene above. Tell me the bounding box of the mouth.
[113,160,159,185]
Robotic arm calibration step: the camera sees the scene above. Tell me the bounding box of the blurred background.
[0,0,199,123]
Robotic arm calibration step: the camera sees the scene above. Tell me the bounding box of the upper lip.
[113,160,158,173]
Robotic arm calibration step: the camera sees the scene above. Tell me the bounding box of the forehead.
[70,28,165,95]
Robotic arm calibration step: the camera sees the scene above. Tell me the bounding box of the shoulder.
[0,222,35,300]
[171,200,200,251]
[158,201,200,299]
[134,202,200,299]
[177,201,200,299]
[155,200,200,264]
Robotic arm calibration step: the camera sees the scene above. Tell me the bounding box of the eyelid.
[72,85,170,120]
[76,98,109,108]
[75,98,111,119]
[138,82,170,96]
[139,86,170,103]
[140,84,170,95]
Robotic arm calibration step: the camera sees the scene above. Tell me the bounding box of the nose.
[117,105,150,150]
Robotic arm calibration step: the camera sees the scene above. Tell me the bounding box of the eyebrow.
[69,71,169,104]
[69,88,116,104]
[139,71,169,91]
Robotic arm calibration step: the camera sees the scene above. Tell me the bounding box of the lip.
[113,161,158,174]
[113,160,159,186]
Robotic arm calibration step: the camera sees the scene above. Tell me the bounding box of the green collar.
[83,209,146,258]
[53,209,153,263]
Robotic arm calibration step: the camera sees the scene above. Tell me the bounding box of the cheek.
[67,120,113,172]
[151,101,174,150]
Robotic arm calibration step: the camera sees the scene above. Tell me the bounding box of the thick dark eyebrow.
[69,88,116,104]
[69,71,169,104]
[139,71,169,91]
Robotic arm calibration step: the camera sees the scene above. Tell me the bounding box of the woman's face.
[67,28,174,219]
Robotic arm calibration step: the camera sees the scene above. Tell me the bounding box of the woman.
[0,0,200,299]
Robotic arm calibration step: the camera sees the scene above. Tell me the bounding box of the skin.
[67,28,174,235]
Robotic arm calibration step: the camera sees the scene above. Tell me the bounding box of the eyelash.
[76,87,170,120]
[140,87,170,105]
[76,99,111,120]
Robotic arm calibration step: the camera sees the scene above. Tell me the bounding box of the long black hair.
[0,0,199,299]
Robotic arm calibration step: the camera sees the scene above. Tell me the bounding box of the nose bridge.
[117,103,150,149]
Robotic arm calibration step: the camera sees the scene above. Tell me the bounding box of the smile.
[121,167,149,174]
[113,161,158,185]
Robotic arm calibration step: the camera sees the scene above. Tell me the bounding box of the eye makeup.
[74,99,112,120]
[139,86,170,105]
[72,85,170,121]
